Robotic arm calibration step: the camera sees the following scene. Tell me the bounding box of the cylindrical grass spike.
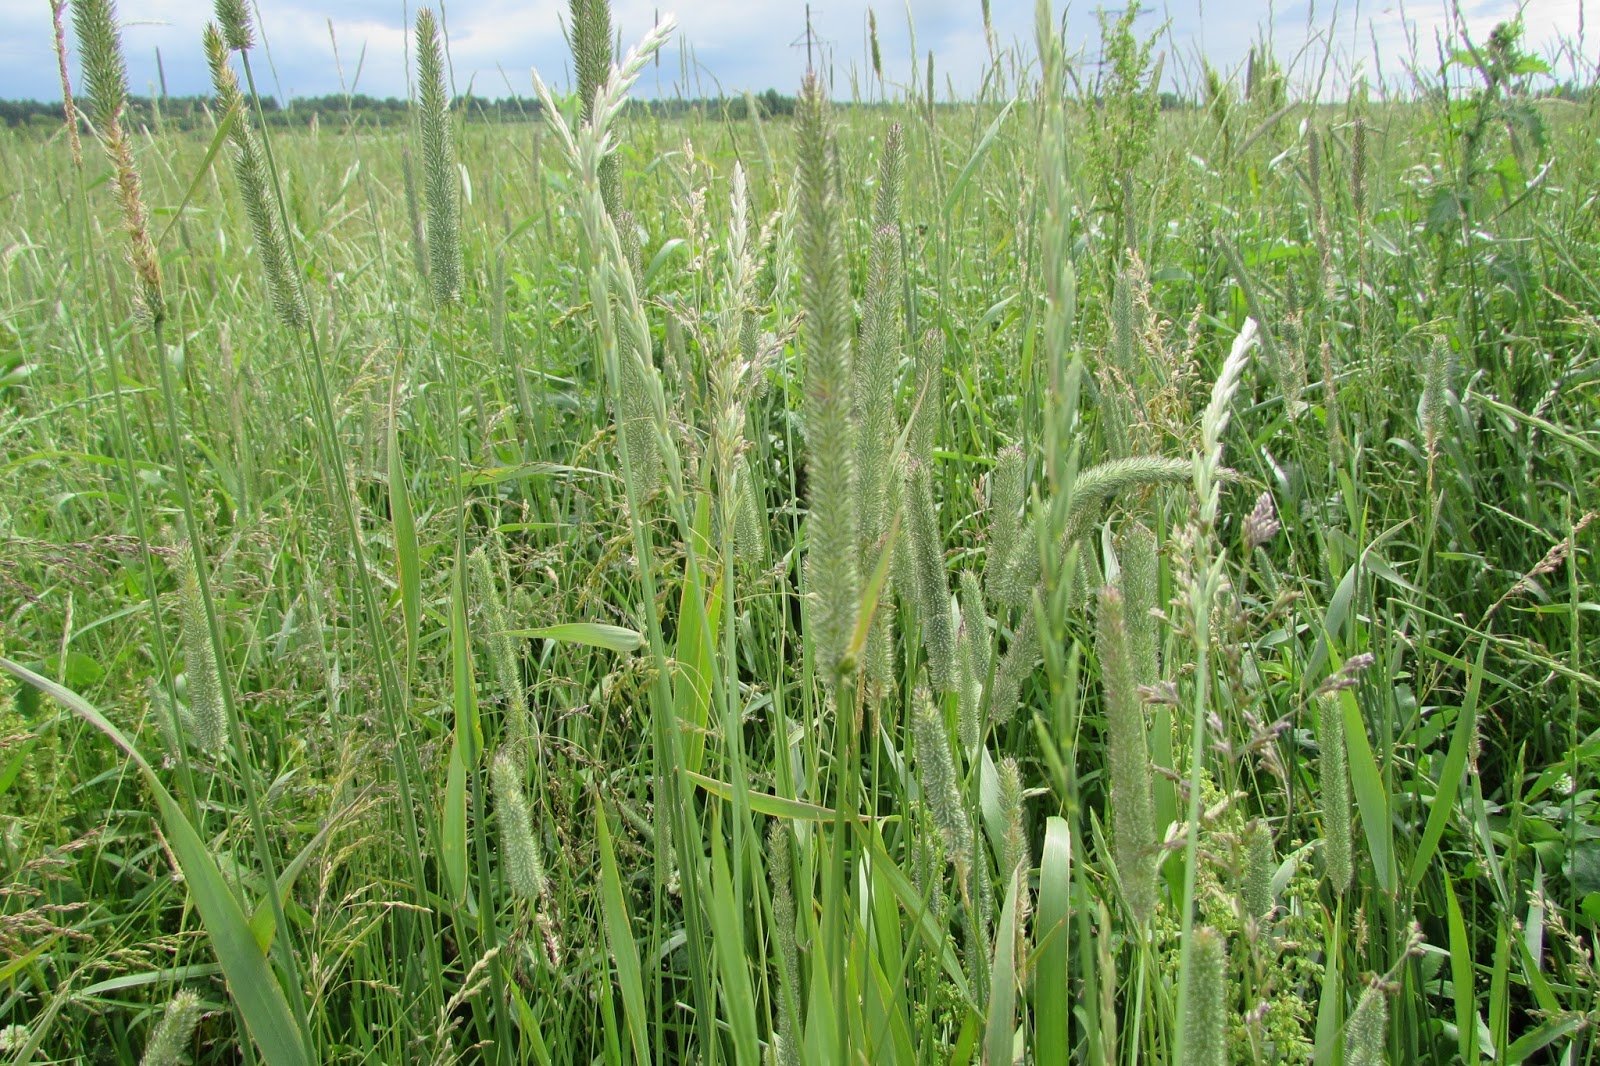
[956,570,986,750]
[912,689,971,864]
[206,25,306,332]
[415,8,461,305]
[853,126,905,694]
[989,607,1038,727]
[984,445,1026,606]
[796,75,858,686]
[1182,928,1228,1066]
[1064,457,1191,547]
[492,747,546,903]
[998,755,1030,909]
[767,821,802,1065]
[139,988,203,1066]
[177,547,225,754]
[1119,520,1160,687]
[51,1,82,167]
[1344,981,1389,1066]
[1098,586,1157,925]
[570,0,619,215]
[905,459,954,690]
[470,544,529,750]
[75,0,163,326]
[617,310,663,497]
[908,329,944,465]
[1317,693,1353,893]
[1242,819,1275,919]
[214,0,253,50]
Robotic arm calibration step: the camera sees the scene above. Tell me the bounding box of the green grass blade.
[0,658,311,1066]
[595,797,650,1065]
[1408,640,1486,888]
[985,867,1021,1066]
[388,357,420,682]
[1444,875,1478,1064]
[1035,816,1072,1063]
[503,623,645,653]
[1339,689,1394,892]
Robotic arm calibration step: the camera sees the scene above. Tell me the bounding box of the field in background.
[2,2,1598,1063]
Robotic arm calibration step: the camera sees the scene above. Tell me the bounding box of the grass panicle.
[796,74,860,685]
[1317,693,1353,893]
[215,0,253,51]
[74,0,163,325]
[1097,585,1158,926]
[984,445,1028,606]
[139,989,204,1066]
[206,24,306,331]
[415,8,461,306]
[1183,927,1229,1066]
[491,746,546,903]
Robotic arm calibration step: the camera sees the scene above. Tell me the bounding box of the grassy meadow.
[2,0,1599,1062]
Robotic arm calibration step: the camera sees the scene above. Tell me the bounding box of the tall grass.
[1,0,1598,1063]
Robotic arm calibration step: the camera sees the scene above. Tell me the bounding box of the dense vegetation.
[2,0,1597,1062]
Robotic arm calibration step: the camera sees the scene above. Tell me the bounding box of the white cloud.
[0,0,1587,101]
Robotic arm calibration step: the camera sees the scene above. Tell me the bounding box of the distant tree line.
[5,80,1591,133]
[0,88,803,132]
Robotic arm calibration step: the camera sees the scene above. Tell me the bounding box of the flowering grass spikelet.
[1345,981,1389,1066]
[795,74,858,685]
[1183,927,1228,1066]
[206,24,305,331]
[1097,585,1158,925]
[177,548,225,754]
[139,989,203,1066]
[984,445,1028,606]
[492,747,546,902]
[415,8,461,305]
[1317,693,1353,893]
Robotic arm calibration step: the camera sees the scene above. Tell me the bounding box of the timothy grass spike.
[415,8,461,305]
[139,989,203,1066]
[795,74,858,685]
[206,25,305,331]
[1182,928,1229,1066]
[1317,693,1353,893]
[1097,586,1158,925]
[491,746,546,903]
[178,547,225,755]
[984,445,1028,606]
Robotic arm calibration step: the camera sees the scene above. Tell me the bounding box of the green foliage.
[3,4,1598,1063]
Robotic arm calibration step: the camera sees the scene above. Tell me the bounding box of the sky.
[0,0,1591,103]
